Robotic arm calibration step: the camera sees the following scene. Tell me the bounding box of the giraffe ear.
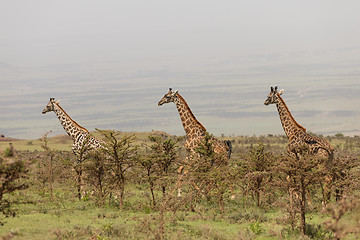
[279,89,284,95]
[56,100,60,104]
[173,90,178,96]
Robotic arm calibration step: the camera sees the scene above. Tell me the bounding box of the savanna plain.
[0,130,359,240]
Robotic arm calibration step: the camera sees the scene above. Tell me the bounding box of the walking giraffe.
[264,86,334,159]
[42,98,104,199]
[264,86,334,206]
[42,98,104,153]
[158,88,232,196]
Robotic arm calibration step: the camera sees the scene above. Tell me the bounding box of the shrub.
[3,143,15,157]
[249,221,263,235]
[0,159,28,224]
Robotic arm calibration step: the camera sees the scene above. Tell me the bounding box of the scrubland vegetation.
[0,131,359,240]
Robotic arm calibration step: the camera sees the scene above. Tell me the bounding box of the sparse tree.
[138,135,180,206]
[239,143,275,208]
[97,129,138,208]
[36,132,63,199]
[83,150,110,206]
[138,152,158,206]
[274,146,329,235]
[186,133,231,214]
[150,135,180,196]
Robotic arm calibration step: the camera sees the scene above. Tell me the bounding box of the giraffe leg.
[230,185,236,200]
[74,159,84,201]
[176,165,185,198]
[306,189,312,205]
[321,175,332,209]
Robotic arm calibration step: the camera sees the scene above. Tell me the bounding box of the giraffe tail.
[224,140,232,159]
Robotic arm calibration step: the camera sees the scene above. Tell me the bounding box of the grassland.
[0,132,359,240]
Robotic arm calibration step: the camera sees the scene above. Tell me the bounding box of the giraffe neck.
[174,94,206,137]
[275,94,306,141]
[53,103,89,141]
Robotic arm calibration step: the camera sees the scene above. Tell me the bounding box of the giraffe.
[264,86,334,159]
[264,86,334,206]
[158,88,231,157]
[42,97,104,199]
[158,88,232,196]
[42,98,104,154]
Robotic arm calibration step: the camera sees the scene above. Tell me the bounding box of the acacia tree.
[83,150,110,206]
[138,135,180,206]
[97,129,138,208]
[274,146,329,235]
[139,154,157,206]
[36,131,65,200]
[137,135,182,240]
[240,143,275,208]
[330,155,360,201]
[150,135,179,196]
[186,133,231,214]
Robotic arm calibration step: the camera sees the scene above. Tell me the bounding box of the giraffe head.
[158,88,179,106]
[42,98,59,114]
[264,86,284,105]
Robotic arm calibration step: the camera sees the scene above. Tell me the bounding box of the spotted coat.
[42,98,104,156]
[264,87,334,160]
[158,89,231,159]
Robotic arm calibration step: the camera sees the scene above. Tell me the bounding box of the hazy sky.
[2,0,359,67]
[1,1,360,139]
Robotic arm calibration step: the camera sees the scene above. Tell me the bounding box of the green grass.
[1,206,142,240]
[1,185,360,240]
[0,185,336,240]
[0,182,279,239]
[0,133,359,239]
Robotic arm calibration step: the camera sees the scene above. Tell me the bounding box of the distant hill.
[0,131,182,152]
[0,136,19,142]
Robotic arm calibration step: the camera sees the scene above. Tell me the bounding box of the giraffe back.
[289,131,334,160]
[72,132,105,156]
